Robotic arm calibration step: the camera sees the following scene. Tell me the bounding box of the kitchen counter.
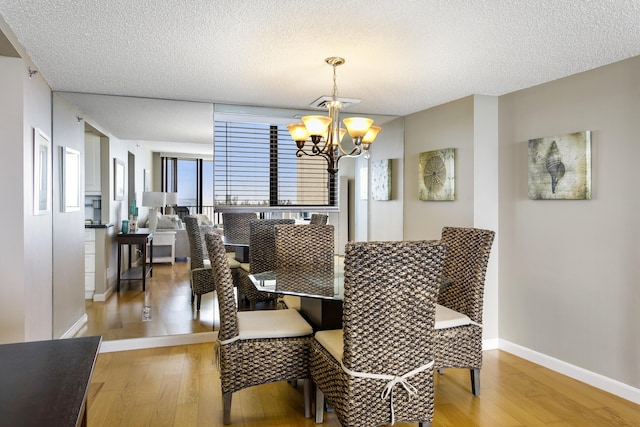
[85,222,114,229]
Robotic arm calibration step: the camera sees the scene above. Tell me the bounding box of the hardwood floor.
[76,261,217,340]
[81,262,640,426]
[88,344,640,426]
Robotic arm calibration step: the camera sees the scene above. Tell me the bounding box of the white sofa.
[152,213,215,262]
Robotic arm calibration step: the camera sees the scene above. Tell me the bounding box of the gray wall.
[499,56,640,388]
[401,95,500,342]
[0,53,53,343]
[368,117,405,242]
[52,93,86,338]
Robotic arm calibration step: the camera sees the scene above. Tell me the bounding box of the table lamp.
[165,192,178,215]
[142,191,166,230]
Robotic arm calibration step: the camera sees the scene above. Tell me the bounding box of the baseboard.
[61,313,88,339]
[499,339,640,405]
[482,337,499,351]
[99,331,217,353]
[93,285,113,302]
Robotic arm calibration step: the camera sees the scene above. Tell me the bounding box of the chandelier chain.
[332,63,339,98]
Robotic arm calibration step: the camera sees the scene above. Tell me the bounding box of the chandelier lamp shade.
[287,57,381,174]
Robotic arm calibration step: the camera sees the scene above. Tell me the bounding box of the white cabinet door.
[85,132,101,194]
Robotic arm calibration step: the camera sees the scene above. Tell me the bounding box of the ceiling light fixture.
[287,57,381,175]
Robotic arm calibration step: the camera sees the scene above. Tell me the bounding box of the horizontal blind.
[214,121,334,208]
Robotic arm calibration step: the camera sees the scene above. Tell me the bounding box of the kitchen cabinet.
[85,132,101,194]
[84,229,96,299]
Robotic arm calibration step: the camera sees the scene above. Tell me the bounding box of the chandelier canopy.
[287,57,381,174]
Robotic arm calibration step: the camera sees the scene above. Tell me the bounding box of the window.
[162,157,214,217]
[214,121,337,209]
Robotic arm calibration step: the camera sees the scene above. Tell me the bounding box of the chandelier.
[287,57,381,175]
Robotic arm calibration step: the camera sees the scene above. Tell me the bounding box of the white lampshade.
[142,191,166,208]
[165,192,178,206]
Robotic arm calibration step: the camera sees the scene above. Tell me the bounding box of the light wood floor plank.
[87,344,640,427]
[81,263,640,426]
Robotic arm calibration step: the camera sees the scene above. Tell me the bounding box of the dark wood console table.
[0,336,101,426]
[117,229,153,291]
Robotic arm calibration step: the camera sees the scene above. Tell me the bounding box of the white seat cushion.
[225,254,240,269]
[237,308,313,340]
[435,304,473,329]
[314,308,472,363]
[203,259,211,269]
[314,329,343,362]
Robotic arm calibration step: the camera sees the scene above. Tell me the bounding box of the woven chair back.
[184,216,206,269]
[204,232,240,341]
[248,219,295,273]
[274,224,334,269]
[342,240,446,375]
[222,212,257,244]
[438,227,495,323]
[309,213,328,225]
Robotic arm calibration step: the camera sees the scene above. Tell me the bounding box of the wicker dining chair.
[433,226,495,396]
[221,212,256,248]
[204,232,314,425]
[274,224,334,310]
[184,216,215,310]
[237,218,295,308]
[309,213,328,225]
[311,240,446,427]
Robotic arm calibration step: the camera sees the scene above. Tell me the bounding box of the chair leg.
[315,387,324,423]
[470,368,480,396]
[196,294,202,311]
[304,379,312,419]
[438,368,445,374]
[223,392,232,424]
[419,421,432,427]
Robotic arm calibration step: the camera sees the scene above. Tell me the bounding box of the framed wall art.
[371,159,391,201]
[61,146,81,212]
[114,158,125,201]
[33,128,51,215]
[528,131,591,200]
[418,148,455,201]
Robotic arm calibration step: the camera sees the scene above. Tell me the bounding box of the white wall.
[499,56,640,388]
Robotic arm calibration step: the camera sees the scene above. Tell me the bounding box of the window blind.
[214,121,336,209]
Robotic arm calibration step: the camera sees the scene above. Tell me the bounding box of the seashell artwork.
[418,148,455,201]
[528,131,591,200]
[545,141,566,194]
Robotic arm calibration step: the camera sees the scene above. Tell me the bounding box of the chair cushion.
[203,259,211,269]
[435,304,473,329]
[237,308,313,339]
[314,307,472,363]
[314,329,343,362]
[240,262,250,272]
[226,254,240,269]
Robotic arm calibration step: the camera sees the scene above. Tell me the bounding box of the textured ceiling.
[1,1,640,144]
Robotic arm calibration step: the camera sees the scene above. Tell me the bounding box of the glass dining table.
[249,262,451,330]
